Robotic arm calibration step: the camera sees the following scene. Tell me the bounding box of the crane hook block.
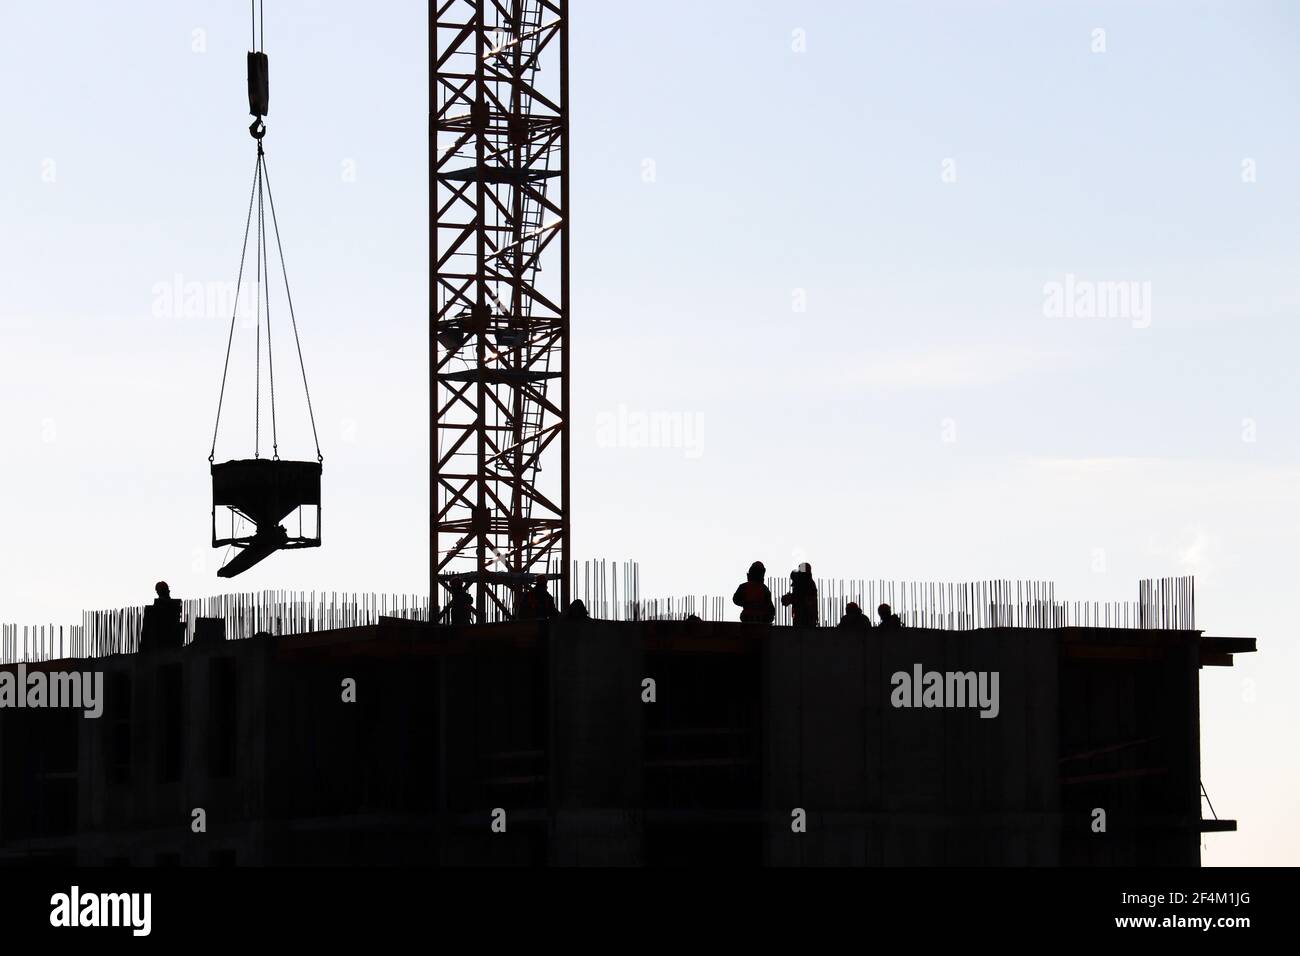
[247,51,270,118]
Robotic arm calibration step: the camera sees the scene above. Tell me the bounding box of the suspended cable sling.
[208,0,324,579]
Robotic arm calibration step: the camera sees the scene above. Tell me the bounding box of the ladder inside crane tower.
[209,0,324,579]
[484,2,558,492]
[511,5,562,583]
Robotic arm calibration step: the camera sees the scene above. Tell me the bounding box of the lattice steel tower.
[430,0,569,621]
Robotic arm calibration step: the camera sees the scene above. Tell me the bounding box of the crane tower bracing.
[431,0,570,621]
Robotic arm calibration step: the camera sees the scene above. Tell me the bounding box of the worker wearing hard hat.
[781,563,819,628]
[732,561,776,623]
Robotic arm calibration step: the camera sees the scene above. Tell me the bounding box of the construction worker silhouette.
[566,599,590,621]
[732,561,775,623]
[442,579,476,626]
[140,581,184,652]
[877,603,903,631]
[518,579,558,621]
[837,601,872,631]
[781,563,819,627]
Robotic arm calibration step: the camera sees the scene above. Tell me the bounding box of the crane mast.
[431,0,570,621]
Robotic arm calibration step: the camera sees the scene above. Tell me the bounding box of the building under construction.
[0,604,1253,866]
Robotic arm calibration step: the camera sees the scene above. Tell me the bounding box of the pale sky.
[1,1,1297,865]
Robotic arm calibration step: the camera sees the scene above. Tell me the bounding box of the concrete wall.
[547,622,643,865]
[0,619,1215,867]
[763,627,1059,865]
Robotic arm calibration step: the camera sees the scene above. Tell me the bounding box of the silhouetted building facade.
[0,620,1251,865]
